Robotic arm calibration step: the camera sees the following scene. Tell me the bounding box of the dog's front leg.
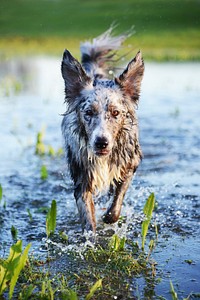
[103,175,132,224]
[75,186,96,232]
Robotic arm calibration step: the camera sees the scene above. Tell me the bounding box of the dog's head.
[61,50,144,157]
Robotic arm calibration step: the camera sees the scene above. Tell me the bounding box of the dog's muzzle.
[94,137,110,156]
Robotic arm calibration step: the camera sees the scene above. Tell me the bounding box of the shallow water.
[0,57,200,299]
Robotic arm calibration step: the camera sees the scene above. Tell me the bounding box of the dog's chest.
[90,158,121,194]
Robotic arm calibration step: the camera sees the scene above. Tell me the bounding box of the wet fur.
[61,28,144,232]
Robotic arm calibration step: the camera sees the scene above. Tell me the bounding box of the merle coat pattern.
[61,28,144,233]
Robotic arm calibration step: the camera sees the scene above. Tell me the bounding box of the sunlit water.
[0,57,200,299]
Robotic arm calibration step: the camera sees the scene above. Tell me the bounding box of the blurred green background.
[0,0,200,60]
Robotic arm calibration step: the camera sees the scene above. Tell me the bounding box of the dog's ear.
[61,50,91,101]
[116,51,144,104]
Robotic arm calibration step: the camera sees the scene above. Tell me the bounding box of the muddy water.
[0,58,200,299]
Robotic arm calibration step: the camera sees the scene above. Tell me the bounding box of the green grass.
[0,0,200,60]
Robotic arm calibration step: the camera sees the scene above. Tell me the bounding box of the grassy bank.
[0,0,200,61]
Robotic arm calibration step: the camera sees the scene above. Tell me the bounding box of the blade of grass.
[109,234,126,252]
[0,184,2,202]
[170,280,178,300]
[40,165,48,180]
[141,193,155,251]
[46,200,57,238]
[9,243,31,299]
[11,225,18,241]
[0,241,31,298]
[35,129,46,156]
[86,279,102,300]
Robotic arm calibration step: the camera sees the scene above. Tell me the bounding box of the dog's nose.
[95,137,108,149]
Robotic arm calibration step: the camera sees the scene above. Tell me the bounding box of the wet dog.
[61,27,144,233]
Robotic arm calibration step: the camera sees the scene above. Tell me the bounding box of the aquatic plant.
[59,231,68,243]
[109,233,126,252]
[0,184,6,208]
[11,225,18,241]
[0,240,31,299]
[141,193,155,250]
[17,266,102,300]
[0,184,2,202]
[169,281,193,300]
[40,164,48,180]
[27,208,33,222]
[35,129,63,157]
[170,281,178,300]
[35,129,46,156]
[86,279,102,300]
[46,199,57,238]
[77,233,151,299]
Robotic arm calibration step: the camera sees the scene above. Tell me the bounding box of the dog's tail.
[80,26,133,79]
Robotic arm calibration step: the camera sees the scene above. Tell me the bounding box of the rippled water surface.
[0,58,200,299]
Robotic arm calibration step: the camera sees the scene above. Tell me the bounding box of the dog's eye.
[85,110,93,116]
[112,110,120,117]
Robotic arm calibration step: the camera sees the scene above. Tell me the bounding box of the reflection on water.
[0,57,200,298]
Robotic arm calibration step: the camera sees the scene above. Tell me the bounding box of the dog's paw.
[102,211,119,224]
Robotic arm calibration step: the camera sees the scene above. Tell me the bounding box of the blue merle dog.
[61,28,144,233]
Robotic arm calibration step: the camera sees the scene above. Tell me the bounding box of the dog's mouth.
[95,149,110,156]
